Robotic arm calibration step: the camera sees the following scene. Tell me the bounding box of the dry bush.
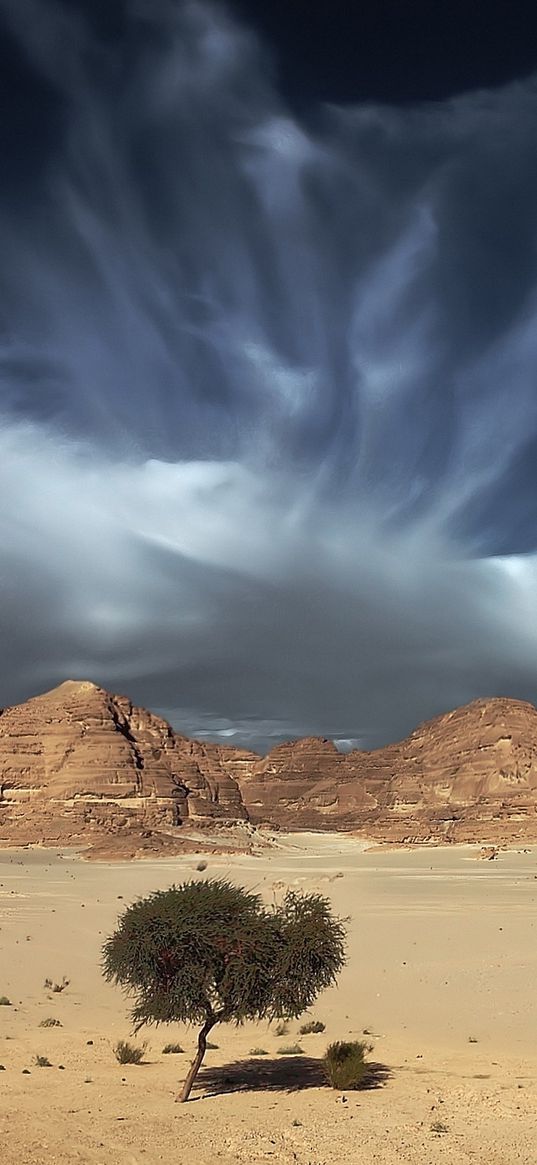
[113,1039,147,1064]
[323,1040,371,1089]
[299,1019,325,1034]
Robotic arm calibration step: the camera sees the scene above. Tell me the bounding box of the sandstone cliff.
[2,683,537,851]
[0,681,251,851]
[239,697,537,842]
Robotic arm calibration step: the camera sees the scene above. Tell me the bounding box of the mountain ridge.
[2,682,537,853]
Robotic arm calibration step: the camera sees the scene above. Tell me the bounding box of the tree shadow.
[197,1056,391,1096]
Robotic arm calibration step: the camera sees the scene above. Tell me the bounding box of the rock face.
[2,683,537,849]
[240,697,537,842]
[0,681,250,849]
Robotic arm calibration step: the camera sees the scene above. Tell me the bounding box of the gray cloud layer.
[2,0,537,750]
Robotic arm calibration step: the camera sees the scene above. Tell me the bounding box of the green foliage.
[0,996,11,1006]
[299,1019,326,1034]
[323,1041,371,1090]
[102,879,346,1034]
[162,1042,184,1054]
[113,1039,146,1064]
[277,1043,304,1055]
[39,1017,62,1028]
[34,1055,53,1067]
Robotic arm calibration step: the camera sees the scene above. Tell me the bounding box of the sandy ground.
[1,834,537,1164]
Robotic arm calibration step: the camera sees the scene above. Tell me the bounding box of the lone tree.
[102,878,346,1102]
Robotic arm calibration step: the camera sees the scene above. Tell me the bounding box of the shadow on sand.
[197,1056,391,1097]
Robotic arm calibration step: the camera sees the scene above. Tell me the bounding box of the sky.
[2,0,537,752]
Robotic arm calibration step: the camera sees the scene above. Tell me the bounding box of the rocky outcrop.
[239,697,537,842]
[2,683,537,850]
[0,680,250,849]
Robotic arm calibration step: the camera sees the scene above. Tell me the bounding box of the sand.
[1,833,537,1164]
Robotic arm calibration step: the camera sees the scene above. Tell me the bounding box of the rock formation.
[0,681,252,852]
[240,697,537,842]
[2,683,537,851]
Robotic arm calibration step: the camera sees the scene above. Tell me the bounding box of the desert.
[3,4,537,1164]
[1,835,537,1165]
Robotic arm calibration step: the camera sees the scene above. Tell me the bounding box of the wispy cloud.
[1,1,537,749]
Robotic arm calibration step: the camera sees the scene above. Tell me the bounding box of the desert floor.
[1,834,536,1164]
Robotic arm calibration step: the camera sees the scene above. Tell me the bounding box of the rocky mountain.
[241,697,537,843]
[1,682,537,852]
[0,681,253,853]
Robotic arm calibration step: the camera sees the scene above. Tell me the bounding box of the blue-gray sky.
[2,0,537,751]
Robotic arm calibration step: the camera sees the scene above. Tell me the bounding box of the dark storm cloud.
[2,0,537,749]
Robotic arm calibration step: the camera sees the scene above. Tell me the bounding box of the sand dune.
[1,837,537,1164]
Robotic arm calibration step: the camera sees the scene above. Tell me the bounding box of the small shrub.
[431,1120,449,1134]
[39,1017,62,1028]
[162,1043,184,1055]
[249,1047,269,1056]
[35,1055,53,1068]
[206,1041,219,1050]
[113,1040,146,1065]
[44,976,69,993]
[52,977,70,993]
[468,1035,478,1043]
[196,861,208,872]
[323,1040,371,1090]
[275,1021,289,1037]
[0,996,11,1006]
[277,1044,304,1055]
[299,1019,326,1034]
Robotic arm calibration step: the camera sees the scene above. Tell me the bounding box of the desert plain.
[1,833,536,1165]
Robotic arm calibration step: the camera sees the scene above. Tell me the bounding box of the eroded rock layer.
[240,698,537,842]
[2,683,537,849]
[0,681,250,848]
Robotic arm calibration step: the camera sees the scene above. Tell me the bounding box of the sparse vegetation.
[248,1047,269,1055]
[275,1021,289,1036]
[468,1035,478,1043]
[277,1043,305,1055]
[44,976,70,993]
[0,996,11,1006]
[162,1043,184,1054]
[103,878,346,1102]
[299,1019,326,1034]
[39,1017,62,1028]
[53,977,70,993]
[431,1120,449,1134]
[323,1040,372,1090]
[196,861,208,872]
[113,1039,147,1065]
[34,1055,53,1068]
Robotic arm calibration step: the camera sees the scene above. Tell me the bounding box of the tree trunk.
[177,1016,216,1103]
